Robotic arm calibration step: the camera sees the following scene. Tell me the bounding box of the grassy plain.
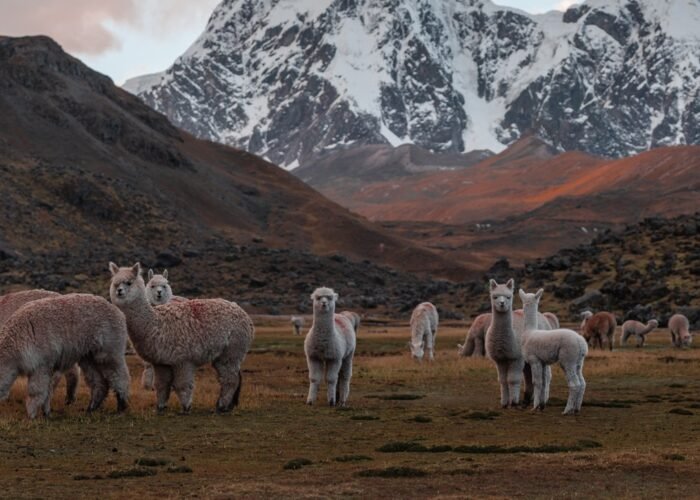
[0,319,698,498]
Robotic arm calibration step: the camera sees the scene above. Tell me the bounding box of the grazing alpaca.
[109,263,254,413]
[581,311,616,350]
[304,287,356,406]
[0,289,80,405]
[669,314,692,348]
[408,302,439,361]
[291,316,304,336]
[340,311,361,334]
[620,319,658,347]
[458,313,491,357]
[0,294,130,418]
[485,279,524,408]
[519,289,588,415]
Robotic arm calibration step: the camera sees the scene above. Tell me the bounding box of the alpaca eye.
[126,281,132,286]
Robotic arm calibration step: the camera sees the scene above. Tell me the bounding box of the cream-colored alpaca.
[620,319,658,347]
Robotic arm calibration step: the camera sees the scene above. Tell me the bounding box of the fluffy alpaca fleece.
[304,287,356,406]
[110,263,254,413]
[581,311,616,350]
[340,311,361,334]
[544,312,560,329]
[519,289,588,415]
[620,319,658,347]
[669,314,692,348]
[0,294,129,418]
[291,316,304,336]
[409,302,439,361]
[0,289,80,405]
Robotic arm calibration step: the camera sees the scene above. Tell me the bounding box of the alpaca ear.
[518,289,526,300]
[506,279,514,290]
[131,262,142,277]
[489,279,497,290]
[535,288,544,300]
[163,269,168,280]
[148,269,154,281]
[109,262,119,276]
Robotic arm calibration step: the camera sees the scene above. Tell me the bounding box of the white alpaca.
[519,289,588,415]
[304,287,356,406]
[291,316,304,336]
[620,319,658,347]
[669,314,692,348]
[110,263,254,413]
[0,294,130,418]
[408,302,438,361]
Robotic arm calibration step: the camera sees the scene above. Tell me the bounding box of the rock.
[570,290,607,311]
[155,251,182,268]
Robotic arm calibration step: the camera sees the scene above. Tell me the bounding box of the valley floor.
[0,320,698,498]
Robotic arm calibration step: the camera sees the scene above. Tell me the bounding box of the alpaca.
[0,289,80,405]
[484,279,524,408]
[669,314,692,348]
[141,269,188,391]
[291,316,304,336]
[544,312,560,329]
[519,289,588,415]
[109,262,254,413]
[620,319,658,347]
[408,302,438,361]
[457,313,491,357]
[0,294,130,418]
[304,287,356,406]
[340,311,361,334]
[581,311,616,350]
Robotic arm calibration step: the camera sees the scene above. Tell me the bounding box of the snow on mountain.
[125,0,700,168]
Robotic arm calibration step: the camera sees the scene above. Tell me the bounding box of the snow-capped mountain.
[124,0,700,168]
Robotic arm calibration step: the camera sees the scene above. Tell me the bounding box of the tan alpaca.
[620,319,658,347]
[581,311,616,350]
[669,314,692,348]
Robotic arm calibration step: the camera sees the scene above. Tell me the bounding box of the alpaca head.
[146,269,173,305]
[311,287,337,315]
[580,311,593,321]
[489,279,514,313]
[648,319,659,329]
[109,262,146,306]
[518,288,543,312]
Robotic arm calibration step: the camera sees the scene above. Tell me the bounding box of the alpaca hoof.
[216,405,231,414]
[328,400,336,407]
[65,396,76,406]
[306,400,313,406]
[157,405,167,415]
[117,399,129,413]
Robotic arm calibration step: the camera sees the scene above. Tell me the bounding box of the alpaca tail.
[231,370,243,408]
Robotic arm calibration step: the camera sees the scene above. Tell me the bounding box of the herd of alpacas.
[0,265,694,419]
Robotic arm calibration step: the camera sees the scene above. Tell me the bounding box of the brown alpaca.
[581,311,617,351]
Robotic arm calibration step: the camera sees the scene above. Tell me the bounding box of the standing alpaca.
[485,279,525,408]
[340,311,361,334]
[408,302,439,361]
[304,287,356,406]
[669,314,692,348]
[291,316,304,336]
[0,294,130,418]
[458,313,491,357]
[620,319,658,347]
[109,262,254,413]
[581,311,616,350]
[544,312,560,329]
[0,289,80,405]
[519,289,588,414]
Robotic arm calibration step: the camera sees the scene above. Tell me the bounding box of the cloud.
[555,0,578,11]
[0,0,220,55]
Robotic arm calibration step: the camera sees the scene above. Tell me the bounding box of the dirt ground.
[0,318,699,499]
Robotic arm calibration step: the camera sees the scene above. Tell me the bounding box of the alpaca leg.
[574,360,586,412]
[212,358,242,413]
[141,362,155,391]
[506,360,523,407]
[172,363,196,413]
[153,364,174,413]
[474,337,484,357]
[562,364,581,415]
[522,363,533,406]
[530,361,543,410]
[607,332,614,351]
[99,357,130,412]
[63,365,80,405]
[325,359,342,407]
[427,331,435,361]
[306,358,323,405]
[80,360,109,413]
[495,362,509,408]
[25,370,52,419]
[337,356,353,407]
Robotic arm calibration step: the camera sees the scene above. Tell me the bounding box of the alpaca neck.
[641,322,656,335]
[311,309,335,337]
[119,291,158,347]
[523,302,539,331]
[490,306,513,338]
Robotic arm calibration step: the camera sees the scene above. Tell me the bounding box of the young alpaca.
[304,288,356,406]
[620,319,658,347]
[408,302,439,361]
[0,289,80,405]
[340,311,361,334]
[109,263,254,413]
[519,289,588,414]
[581,311,616,350]
[291,316,304,336]
[141,269,188,390]
[485,279,525,408]
[0,294,130,418]
[458,313,491,357]
[669,314,692,348]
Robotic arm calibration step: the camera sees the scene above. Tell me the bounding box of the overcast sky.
[0,0,577,86]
